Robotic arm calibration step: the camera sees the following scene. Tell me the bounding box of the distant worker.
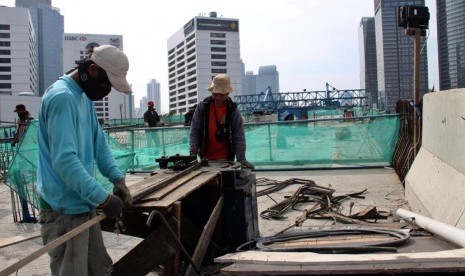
[12,104,36,223]
[37,45,133,275]
[143,101,160,127]
[144,101,161,154]
[12,104,34,147]
[184,104,197,126]
[189,74,254,169]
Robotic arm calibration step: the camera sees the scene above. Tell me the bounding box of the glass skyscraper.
[437,0,465,90]
[374,0,429,111]
[16,0,64,96]
[359,17,378,108]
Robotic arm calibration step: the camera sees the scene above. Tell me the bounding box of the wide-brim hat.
[14,104,25,112]
[208,74,233,95]
[91,45,131,94]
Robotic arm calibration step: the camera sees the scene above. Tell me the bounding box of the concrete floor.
[255,168,407,237]
[0,167,407,275]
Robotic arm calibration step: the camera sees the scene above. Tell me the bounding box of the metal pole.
[413,28,421,156]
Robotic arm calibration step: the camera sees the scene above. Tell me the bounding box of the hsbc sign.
[64,36,87,41]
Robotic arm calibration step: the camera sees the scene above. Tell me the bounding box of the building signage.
[65,36,121,45]
[64,35,87,41]
[184,19,195,36]
[196,18,239,32]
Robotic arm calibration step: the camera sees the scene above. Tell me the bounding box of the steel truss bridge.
[234,85,368,114]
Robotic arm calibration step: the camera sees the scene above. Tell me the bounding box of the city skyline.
[2,0,438,113]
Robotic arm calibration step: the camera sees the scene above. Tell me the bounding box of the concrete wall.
[405,88,465,229]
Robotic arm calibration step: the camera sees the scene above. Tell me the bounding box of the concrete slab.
[255,168,407,236]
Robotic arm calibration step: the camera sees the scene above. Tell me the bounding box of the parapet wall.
[405,88,465,230]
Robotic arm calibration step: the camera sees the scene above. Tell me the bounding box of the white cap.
[91,45,131,93]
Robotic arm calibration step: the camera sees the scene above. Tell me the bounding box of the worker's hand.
[240,160,255,170]
[100,194,123,218]
[113,178,133,207]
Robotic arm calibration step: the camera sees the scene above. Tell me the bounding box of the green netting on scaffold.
[5,120,134,209]
[4,114,400,209]
[106,114,399,171]
[244,115,399,169]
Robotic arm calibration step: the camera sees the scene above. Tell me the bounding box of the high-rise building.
[242,71,256,95]
[374,0,428,111]
[63,33,132,121]
[242,65,280,96]
[437,1,465,90]
[256,65,280,95]
[147,79,161,113]
[0,6,40,125]
[167,12,241,114]
[15,0,63,96]
[359,17,378,108]
[0,7,38,95]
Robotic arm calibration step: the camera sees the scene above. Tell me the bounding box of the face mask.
[78,66,112,101]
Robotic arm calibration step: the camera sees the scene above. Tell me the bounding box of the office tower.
[374,0,428,111]
[16,0,63,96]
[147,79,161,113]
[167,12,241,114]
[0,7,38,95]
[437,1,465,90]
[359,17,379,108]
[63,33,131,121]
[256,65,280,95]
[242,65,280,96]
[242,71,256,95]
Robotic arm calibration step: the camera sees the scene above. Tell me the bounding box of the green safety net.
[244,116,399,169]
[5,120,134,209]
[108,113,399,170]
[4,113,400,209]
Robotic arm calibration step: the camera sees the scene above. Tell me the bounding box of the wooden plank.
[128,171,175,195]
[215,248,465,265]
[269,235,396,248]
[220,260,465,275]
[135,171,220,208]
[0,235,41,249]
[186,195,224,276]
[132,163,203,201]
[137,171,203,202]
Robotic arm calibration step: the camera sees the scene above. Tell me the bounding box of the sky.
[2,0,438,113]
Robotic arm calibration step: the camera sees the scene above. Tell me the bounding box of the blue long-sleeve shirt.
[37,75,123,214]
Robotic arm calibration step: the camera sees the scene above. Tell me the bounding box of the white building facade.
[147,79,161,113]
[167,12,241,114]
[0,6,38,96]
[0,7,40,125]
[16,0,64,96]
[63,33,133,121]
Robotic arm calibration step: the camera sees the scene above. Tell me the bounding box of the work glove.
[113,178,133,207]
[240,160,255,170]
[100,194,123,218]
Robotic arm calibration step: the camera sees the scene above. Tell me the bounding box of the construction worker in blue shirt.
[37,45,133,276]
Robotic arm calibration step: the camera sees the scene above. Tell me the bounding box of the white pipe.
[396,208,465,248]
